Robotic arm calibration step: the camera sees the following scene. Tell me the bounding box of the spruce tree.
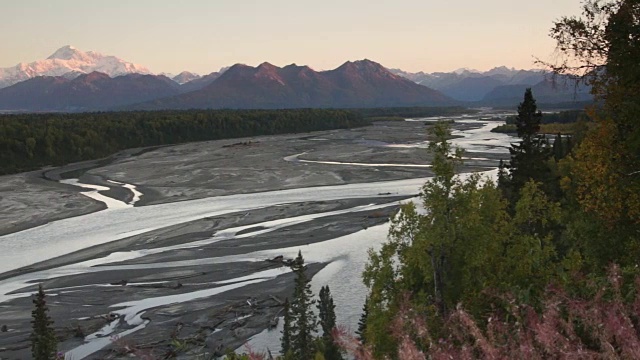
[31,284,57,360]
[317,286,343,360]
[553,133,565,161]
[289,251,317,359]
[281,298,292,357]
[356,297,369,345]
[506,89,551,200]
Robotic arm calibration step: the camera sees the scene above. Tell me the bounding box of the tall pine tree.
[505,88,551,201]
[317,286,343,360]
[281,298,292,358]
[356,297,369,345]
[289,251,317,359]
[31,284,57,360]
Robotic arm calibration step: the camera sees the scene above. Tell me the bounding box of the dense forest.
[491,109,592,134]
[0,109,368,175]
[0,106,477,176]
[353,106,475,119]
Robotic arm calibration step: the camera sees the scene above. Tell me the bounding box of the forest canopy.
[0,109,368,175]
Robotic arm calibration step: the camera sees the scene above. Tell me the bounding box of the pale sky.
[0,0,583,75]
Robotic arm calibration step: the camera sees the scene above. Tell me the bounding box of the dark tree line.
[354,106,474,119]
[0,109,369,175]
[504,109,590,125]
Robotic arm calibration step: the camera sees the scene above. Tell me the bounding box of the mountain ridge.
[130,59,455,110]
[0,71,180,111]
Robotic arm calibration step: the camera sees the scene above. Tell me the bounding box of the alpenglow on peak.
[47,45,82,60]
[0,45,152,89]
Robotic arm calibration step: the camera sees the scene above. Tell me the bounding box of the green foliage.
[494,120,592,136]
[503,181,564,302]
[31,285,57,360]
[317,286,343,360]
[355,297,369,344]
[490,123,517,134]
[547,0,640,262]
[0,109,369,175]
[363,124,510,356]
[361,124,578,357]
[365,116,406,122]
[354,106,477,119]
[505,110,590,125]
[354,2,640,357]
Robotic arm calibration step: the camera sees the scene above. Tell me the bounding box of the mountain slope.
[134,59,454,110]
[0,46,151,89]
[390,67,547,101]
[0,72,179,111]
[481,77,592,106]
[172,71,201,85]
[179,71,223,93]
[438,76,506,102]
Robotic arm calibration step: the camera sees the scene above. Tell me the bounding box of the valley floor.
[0,114,511,359]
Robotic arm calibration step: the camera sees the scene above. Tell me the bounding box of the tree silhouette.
[31,284,57,360]
[289,251,317,359]
[505,89,551,200]
[317,286,343,360]
[280,298,292,357]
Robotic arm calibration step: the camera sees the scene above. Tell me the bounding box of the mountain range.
[0,46,592,112]
[134,60,453,110]
[388,67,591,103]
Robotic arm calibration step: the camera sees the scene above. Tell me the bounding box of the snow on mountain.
[0,45,152,89]
[453,67,480,75]
[172,71,201,84]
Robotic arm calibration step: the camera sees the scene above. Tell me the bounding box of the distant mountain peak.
[47,45,82,60]
[256,62,279,72]
[172,71,201,85]
[453,67,480,75]
[340,59,381,68]
[486,66,517,76]
[390,66,549,102]
[0,46,151,89]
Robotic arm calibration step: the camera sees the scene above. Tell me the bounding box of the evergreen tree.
[31,284,57,360]
[506,89,552,200]
[497,159,512,200]
[281,298,292,357]
[289,251,317,359]
[317,286,343,360]
[356,297,369,344]
[552,133,565,161]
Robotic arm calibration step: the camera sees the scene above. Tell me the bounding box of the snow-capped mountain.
[172,71,201,84]
[0,45,152,89]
